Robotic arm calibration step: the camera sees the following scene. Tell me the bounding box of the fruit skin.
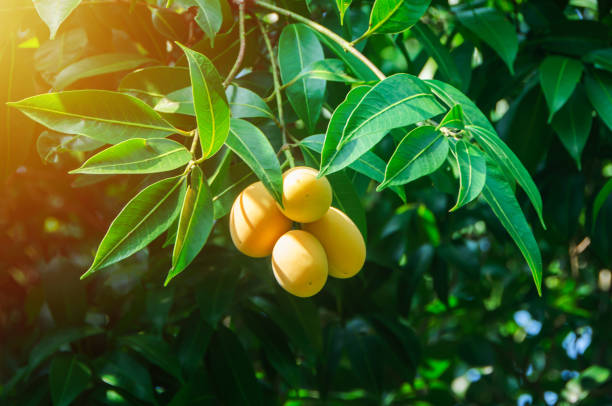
[229,181,292,258]
[303,207,365,278]
[279,166,333,223]
[272,230,328,297]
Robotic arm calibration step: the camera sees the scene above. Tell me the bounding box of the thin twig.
[253,0,386,81]
[222,0,247,87]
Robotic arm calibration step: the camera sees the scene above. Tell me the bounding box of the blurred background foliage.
[1,0,612,405]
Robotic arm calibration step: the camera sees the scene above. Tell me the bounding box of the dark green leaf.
[412,22,463,89]
[379,126,449,189]
[225,118,283,203]
[481,160,542,296]
[368,0,431,34]
[196,267,240,326]
[176,314,213,376]
[96,351,156,403]
[450,139,486,211]
[551,86,593,170]
[53,53,155,90]
[49,354,91,406]
[8,90,181,144]
[120,334,183,381]
[82,175,187,277]
[585,68,612,132]
[33,0,82,39]
[178,44,230,159]
[314,32,380,81]
[167,167,214,284]
[539,56,583,121]
[278,24,326,133]
[593,178,612,227]
[583,48,612,72]
[70,138,191,174]
[456,7,518,74]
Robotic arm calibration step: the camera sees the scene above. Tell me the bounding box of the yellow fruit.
[272,230,328,297]
[303,207,365,278]
[279,166,332,223]
[229,181,292,258]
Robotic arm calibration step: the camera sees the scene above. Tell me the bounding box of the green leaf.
[225,118,283,203]
[208,326,263,405]
[450,139,486,211]
[34,28,88,84]
[278,24,326,133]
[338,74,445,147]
[7,90,181,144]
[294,59,361,84]
[226,85,275,120]
[152,8,189,42]
[583,48,612,72]
[119,66,190,107]
[120,334,183,381]
[551,86,593,170]
[368,0,431,35]
[412,22,463,89]
[585,68,612,132]
[53,53,155,90]
[426,79,546,229]
[96,351,156,403]
[70,138,191,174]
[593,178,612,227]
[301,134,406,202]
[176,314,213,376]
[49,354,91,406]
[178,44,230,159]
[539,56,583,122]
[195,266,240,326]
[481,160,542,296]
[378,126,449,190]
[82,175,187,277]
[33,0,82,39]
[194,0,223,46]
[37,131,104,163]
[328,171,368,240]
[456,7,518,74]
[314,32,380,81]
[154,87,196,115]
[167,167,214,284]
[336,0,352,24]
[437,104,464,131]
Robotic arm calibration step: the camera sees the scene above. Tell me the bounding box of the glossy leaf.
[7,90,181,144]
[437,104,464,131]
[194,0,223,46]
[54,53,155,90]
[33,0,82,39]
[278,24,325,133]
[539,56,583,121]
[82,175,186,277]
[585,68,612,132]
[120,334,183,381]
[427,79,546,229]
[456,7,518,74]
[70,138,191,174]
[551,86,593,170]
[412,22,463,89]
[378,126,449,190]
[481,160,542,296]
[226,85,275,120]
[368,0,431,34]
[338,74,445,147]
[450,139,486,211]
[225,118,283,203]
[301,134,406,202]
[49,354,91,406]
[167,167,214,284]
[583,48,612,72]
[336,0,352,24]
[178,44,230,159]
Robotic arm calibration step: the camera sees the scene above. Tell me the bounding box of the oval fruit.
[303,207,365,278]
[229,181,292,258]
[272,230,328,297]
[279,166,332,223]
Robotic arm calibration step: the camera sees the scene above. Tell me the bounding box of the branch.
[222,0,247,87]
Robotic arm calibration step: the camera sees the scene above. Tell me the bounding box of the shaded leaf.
[49,354,91,406]
[8,90,181,144]
[450,139,486,211]
[379,126,449,189]
[585,68,612,132]
[119,66,190,107]
[167,167,214,284]
[593,178,612,227]
[70,138,191,174]
[412,22,463,89]
[294,59,361,84]
[196,266,240,326]
[226,85,275,120]
[194,0,223,46]
[33,0,82,39]
[96,351,156,403]
[278,24,326,132]
[34,28,88,84]
[539,56,583,121]
[82,175,187,277]
[328,171,368,240]
[120,334,183,381]
[583,48,612,72]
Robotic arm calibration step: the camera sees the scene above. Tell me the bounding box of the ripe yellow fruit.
[272,230,328,297]
[229,181,292,258]
[279,166,332,223]
[303,207,365,278]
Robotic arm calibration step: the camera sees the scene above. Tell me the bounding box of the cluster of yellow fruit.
[229,167,366,297]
